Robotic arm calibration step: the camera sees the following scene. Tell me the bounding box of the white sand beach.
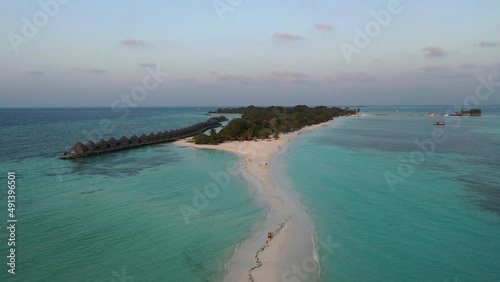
[175,121,332,282]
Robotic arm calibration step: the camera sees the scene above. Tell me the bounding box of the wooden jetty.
[61,116,228,159]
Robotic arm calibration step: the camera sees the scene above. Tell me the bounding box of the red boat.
[435,121,445,126]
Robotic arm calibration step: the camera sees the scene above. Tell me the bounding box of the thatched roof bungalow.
[164,130,172,139]
[107,137,118,148]
[70,142,87,157]
[84,140,96,154]
[119,136,130,147]
[155,131,164,141]
[130,135,140,145]
[166,131,175,139]
[95,139,108,151]
[139,133,148,144]
[148,133,156,143]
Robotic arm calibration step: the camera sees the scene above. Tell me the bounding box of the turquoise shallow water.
[0,108,263,281]
[284,106,500,281]
[1,106,499,281]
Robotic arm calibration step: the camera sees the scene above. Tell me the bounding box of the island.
[449,108,482,116]
[175,105,356,281]
[195,105,357,144]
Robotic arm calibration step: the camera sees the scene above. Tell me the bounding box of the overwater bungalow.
[130,135,140,146]
[85,140,96,153]
[156,131,164,141]
[61,116,228,159]
[70,142,87,157]
[119,136,130,147]
[95,139,108,151]
[148,133,156,143]
[139,133,148,145]
[108,137,119,148]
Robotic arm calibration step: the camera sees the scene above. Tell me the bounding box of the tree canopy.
[195,105,356,144]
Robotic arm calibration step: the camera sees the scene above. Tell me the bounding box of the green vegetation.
[468,109,482,116]
[193,128,225,145]
[195,105,356,144]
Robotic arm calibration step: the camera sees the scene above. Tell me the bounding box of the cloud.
[418,65,471,79]
[394,70,415,80]
[263,71,310,83]
[73,67,106,74]
[422,46,447,58]
[210,71,252,84]
[174,77,197,84]
[460,64,478,69]
[477,62,500,73]
[120,39,146,46]
[458,63,500,74]
[477,41,499,47]
[328,72,375,82]
[315,24,335,31]
[438,73,472,79]
[419,65,448,72]
[138,63,157,68]
[25,70,44,75]
[273,32,303,40]
[210,70,310,85]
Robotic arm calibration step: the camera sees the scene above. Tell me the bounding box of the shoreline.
[175,120,332,282]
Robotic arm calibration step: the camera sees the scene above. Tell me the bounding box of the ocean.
[1,106,499,281]
[282,105,500,281]
[0,107,263,281]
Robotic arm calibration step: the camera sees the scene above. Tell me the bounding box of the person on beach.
[267,232,273,242]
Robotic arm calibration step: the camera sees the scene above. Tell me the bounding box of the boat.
[435,121,445,126]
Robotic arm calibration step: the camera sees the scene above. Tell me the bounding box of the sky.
[1,0,499,107]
